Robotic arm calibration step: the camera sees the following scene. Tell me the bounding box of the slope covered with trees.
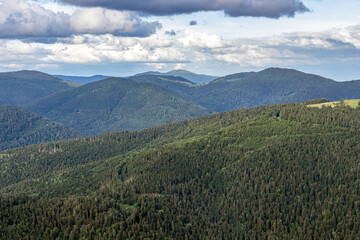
[2,68,360,137]
[0,103,359,239]
[0,105,81,150]
[191,68,360,112]
[26,77,210,136]
[130,68,360,113]
[0,70,74,107]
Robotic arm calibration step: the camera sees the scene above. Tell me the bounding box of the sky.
[0,0,359,81]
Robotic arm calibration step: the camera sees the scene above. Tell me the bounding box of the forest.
[0,103,359,239]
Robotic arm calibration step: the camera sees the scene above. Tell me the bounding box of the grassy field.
[307,99,360,109]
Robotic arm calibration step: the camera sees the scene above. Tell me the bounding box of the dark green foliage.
[0,70,73,107]
[0,105,81,150]
[26,77,210,136]
[302,98,330,105]
[1,103,360,239]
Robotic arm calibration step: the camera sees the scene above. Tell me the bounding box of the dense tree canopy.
[0,103,359,239]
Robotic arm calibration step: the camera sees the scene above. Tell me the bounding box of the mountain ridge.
[26,77,210,136]
[54,74,111,84]
[0,70,74,107]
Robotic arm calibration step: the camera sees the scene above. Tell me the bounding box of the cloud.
[177,30,231,49]
[59,0,309,18]
[0,0,161,40]
[189,20,197,26]
[1,25,360,79]
[69,8,161,37]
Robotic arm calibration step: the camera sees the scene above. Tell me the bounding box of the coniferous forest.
[1,103,359,239]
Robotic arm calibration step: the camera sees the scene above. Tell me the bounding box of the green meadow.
[307,99,360,109]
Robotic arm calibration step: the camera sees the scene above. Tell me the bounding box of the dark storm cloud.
[189,21,197,26]
[59,0,309,18]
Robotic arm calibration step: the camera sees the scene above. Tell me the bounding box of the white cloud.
[0,0,160,40]
[69,8,161,37]
[178,30,231,49]
[0,0,70,38]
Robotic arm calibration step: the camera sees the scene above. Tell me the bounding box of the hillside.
[54,74,110,84]
[26,77,210,136]
[0,70,74,107]
[307,99,360,109]
[135,69,218,84]
[1,103,359,238]
[190,68,360,112]
[0,105,81,150]
[130,68,360,113]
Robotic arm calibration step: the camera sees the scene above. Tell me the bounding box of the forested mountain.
[54,74,110,84]
[0,70,74,107]
[26,77,210,136]
[135,69,218,84]
[0,105,81,150]
[1,68,360,138]
[1,103,359,239]
[190,68,360,112]
[129,68,360,113]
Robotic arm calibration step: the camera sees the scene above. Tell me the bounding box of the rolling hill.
[0,70,75,107]
[0,103,359,239]
[189,68,360,112]
[26,77,210,136]
[0,105,81,150]
[128,68,360,113]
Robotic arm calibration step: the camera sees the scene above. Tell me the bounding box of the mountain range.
[55,69,218,84]
[1,67,360,149]
[130,68,360,112]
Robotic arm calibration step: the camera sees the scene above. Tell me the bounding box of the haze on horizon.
[0,0,359,81]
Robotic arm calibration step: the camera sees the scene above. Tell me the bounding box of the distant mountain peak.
[167,69,193,74]
[4,70,56,79]
[135,69,218,84]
